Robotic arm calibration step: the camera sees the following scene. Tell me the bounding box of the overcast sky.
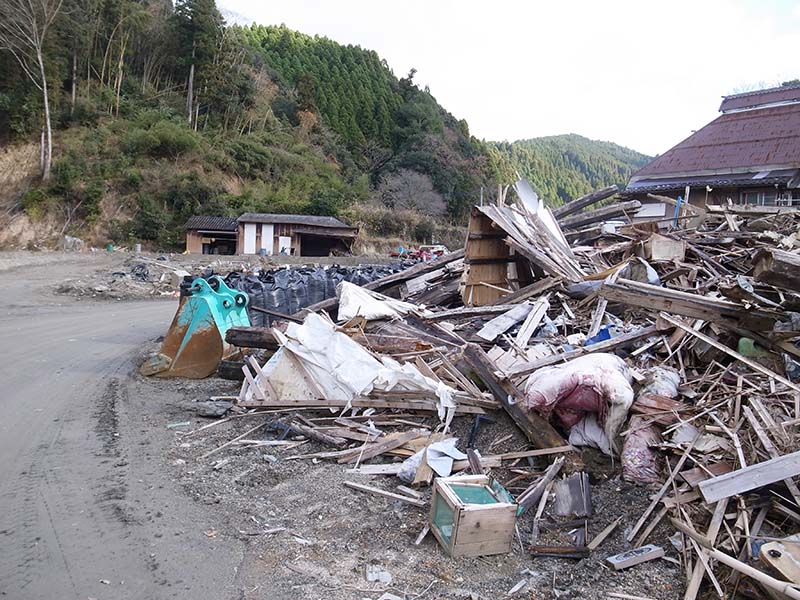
[218,0,800,156]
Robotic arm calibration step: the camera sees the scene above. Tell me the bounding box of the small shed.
[236,213,358,257]
[185,216,239,255]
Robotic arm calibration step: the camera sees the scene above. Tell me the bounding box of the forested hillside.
[490,135,651,204]
[0,0,649,250]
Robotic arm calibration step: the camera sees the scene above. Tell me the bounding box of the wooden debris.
[753,247,800,292]
[559,199,642,230]
[553,472,591,518]
[672,518,800,600]
[552,185,619,219]
[343,481,426,507]
[697,450,800,503]
[462,343,568,450]
[530,545,590,559]
[517,457,565,513]
[508,324,666,379]
[586,516,622,551]
[476,303,534,342]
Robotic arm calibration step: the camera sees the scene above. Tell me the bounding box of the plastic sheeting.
[337,281,428,322]
[224,262,413,326]
[252,312,458,425]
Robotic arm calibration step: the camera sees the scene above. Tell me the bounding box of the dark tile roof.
[626,169,800,194]
[185,216,239,231]
[720,84,800,112]
[237,213,355,229]
[630,103,800,181]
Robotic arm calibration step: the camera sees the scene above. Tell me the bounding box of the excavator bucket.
[141,276,250,379]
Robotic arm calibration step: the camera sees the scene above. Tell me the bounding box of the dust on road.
[0,252,245,599]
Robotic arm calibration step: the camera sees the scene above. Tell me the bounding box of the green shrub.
[20,188,55,221]
[123,120,198,158]
[124,169,143,190]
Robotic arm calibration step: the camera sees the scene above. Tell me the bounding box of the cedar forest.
[0,0,651,249]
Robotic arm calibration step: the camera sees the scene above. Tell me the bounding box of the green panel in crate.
[450,484,500,505]
[432,494,455,543]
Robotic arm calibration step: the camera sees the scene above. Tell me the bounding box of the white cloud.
[220,0,800,156]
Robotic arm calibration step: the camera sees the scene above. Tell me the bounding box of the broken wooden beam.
[425,304,521,322]
[552,185,619,219]
[530,545,589,559]
[461,343,567,450]
[343,481,426,507]
[226,326,280,349]
[517,456,565,513]
[697,449,800,504]
[753,247,800,292]
[488,276,561,306]
[600,278,781,331]
[336,430,422,464]
[558,200,642,230]
[277,418,347,447]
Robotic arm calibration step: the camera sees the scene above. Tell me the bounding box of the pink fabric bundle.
[522,353,633,454]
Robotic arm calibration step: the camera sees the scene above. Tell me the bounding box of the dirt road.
[0,254,243,599]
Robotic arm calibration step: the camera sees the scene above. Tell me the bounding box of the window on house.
[762,192,777,205]
[740,191,785,206]
[741,191,760,204]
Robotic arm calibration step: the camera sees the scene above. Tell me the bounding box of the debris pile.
[56,255,189,299]
[164,181,800,599]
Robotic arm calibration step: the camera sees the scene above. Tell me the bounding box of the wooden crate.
[429,474,517,557]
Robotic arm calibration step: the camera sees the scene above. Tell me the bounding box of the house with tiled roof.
[185,213,358,256]
[626,84,800,208]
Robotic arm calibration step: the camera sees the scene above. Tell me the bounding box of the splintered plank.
[697,450,800,504]
[515,296,550,348]
[336,430,422,464]
[476,303,534,342]
[343,481,426,507]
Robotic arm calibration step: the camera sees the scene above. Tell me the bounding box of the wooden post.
[461,343,566,450]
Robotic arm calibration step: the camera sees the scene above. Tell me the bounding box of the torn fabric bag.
[569,413,612,455]
[522,353,633,454]
[621,366,680,483]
